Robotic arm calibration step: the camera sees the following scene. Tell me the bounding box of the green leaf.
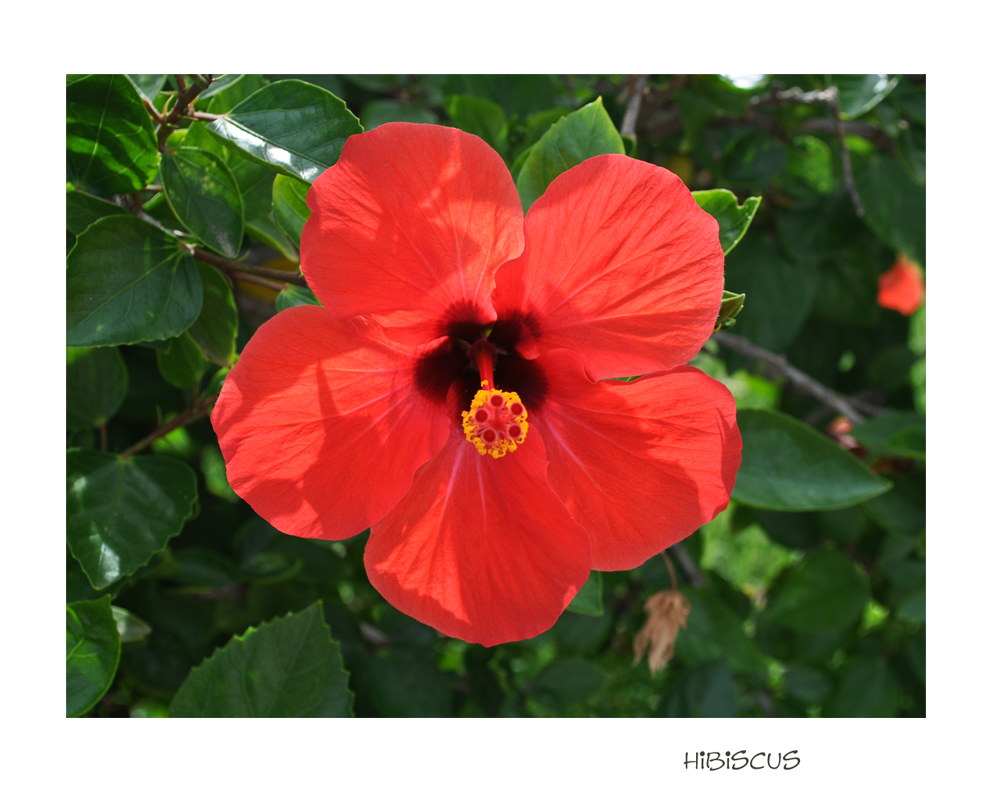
[692,189,761,255]
[66,347,128,430]
[720,233,816,351]
[530,657,606,709]
[66,216,202,347]
[714,290,745,333]
[722,130,786,184]
[66,188,129,235]
[445,94,508,158]
[159,147,244,257]
[67,74,159,195]
[674,588,765,674]
[112,606,152,643]
[67,596,121,717]
[275,284,321,312]
[202,74,268,114]
[832,74,900,119]
[658,658,736,717]
[825,657,899,716]
[66,450,198,589]
[360,99,437,130]
[851,412,925,460]
[127,74,167,101]
[156,332,208,388]
[516,97,625,212]
[782,664,834,705]
[856,153,925,266]
[186,262,238,366]
[733,408,892,511]
[567,571,603,616]
[354,646,452,717]
[206,80,363,184]
[169,603,353,717]
[272,175,311,248]
[766,548,870,632]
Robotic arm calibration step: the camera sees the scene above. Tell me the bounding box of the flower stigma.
[462,382,529,458]
[462,336,528,458]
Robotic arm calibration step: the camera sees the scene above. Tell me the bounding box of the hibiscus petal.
[492,155,723,379]
[211,307,452,540]
[365,429,592,647]
[301,123,524,343]
[531,349,741,571]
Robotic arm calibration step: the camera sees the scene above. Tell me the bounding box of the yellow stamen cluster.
[462,382,529,458]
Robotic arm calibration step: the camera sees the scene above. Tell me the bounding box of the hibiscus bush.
[66,74,925,718]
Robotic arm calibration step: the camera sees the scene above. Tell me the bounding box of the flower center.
[462,382,529,458]
[462,337,529,458]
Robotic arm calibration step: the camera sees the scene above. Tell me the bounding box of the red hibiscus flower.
[877,254,925,316]
[212,123,741,646]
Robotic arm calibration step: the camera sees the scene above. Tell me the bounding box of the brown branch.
[828,88,866,217]
[620,74,648,140]
[155,75,215,150]
[191,246,309,287]
[120,394,218,458]
[712,331,889,423]
[668,542,704,587]
[229,270,288,293]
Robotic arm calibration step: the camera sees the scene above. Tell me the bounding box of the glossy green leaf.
[825,657,899,716]
[720,233,816,351]
[67,74,159,195]
[202,74,267,114]
[67,216,202,347]
[66,188,129,235]
[206,80,363,184]
[851,412,925,460]
[567,571,603,616]
[160,147,244,257]
[272,175,311,248]
[169,603,353,717]
[766,548,870,632]
[67,596,121,717]
[275,284,321,312]
[445,94,508,158]
[127,74,167,101]
[112,606,152,643]
[66,449,198,589]
[692,189,761,255]
[187,262,238,365]
[733,408,892,510]
[66,347,128,430]
[856,153,925,266]
[156,332,208,388]
[832,74,900,119]
[516,97,625,212]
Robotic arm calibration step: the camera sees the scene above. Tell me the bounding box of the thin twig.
[712,331,888,423]
[185,111,221,123]
[120,395,218,458]
[620,74,648,140]
[669,542,704,587]
[229,270,289,293]
[828,87,866,216]
[98,422,107,453]
[155,75,214,150]
[191,246,310,288]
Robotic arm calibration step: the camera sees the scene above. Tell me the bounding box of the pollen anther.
[462,386,529,458]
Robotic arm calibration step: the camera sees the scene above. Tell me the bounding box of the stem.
[99,422,107,453]
[712,331,888,423]
[669,542,704,587]
[829,87,866,217]
[229,270,288,292]
[191,246,310,287]
[155,75,215,150]
[120,395,218,459]
[619,74,647,140]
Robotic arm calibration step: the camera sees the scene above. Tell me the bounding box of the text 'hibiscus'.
[212,123,742,646]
